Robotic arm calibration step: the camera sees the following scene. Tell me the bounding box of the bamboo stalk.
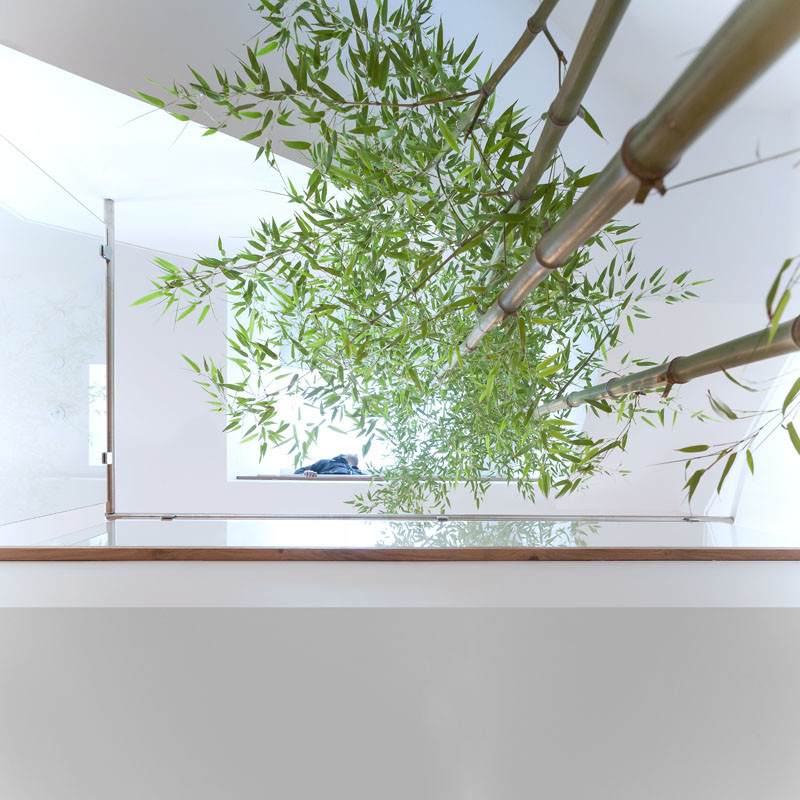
[454,0,800,362]
[474,0,628,331]
[533,315,800,416]
[457,0,560,137]
[423,1,560,218]
[480,0,629,281]
[514,0,630,206]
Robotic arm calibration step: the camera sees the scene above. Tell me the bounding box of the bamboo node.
[497,297,518,317]
[621,127,671,205]
[526,15,546,36]
[662,356,685,397]
[547,105,575,128]
[534,241,559,270]
[511,185,528,204]
[665,356,685,385]
[792,315,800,347]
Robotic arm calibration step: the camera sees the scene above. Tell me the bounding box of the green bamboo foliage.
[137,0,700,512]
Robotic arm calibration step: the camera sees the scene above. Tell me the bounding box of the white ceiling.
[3,0,800,119]
[0,45,308,256]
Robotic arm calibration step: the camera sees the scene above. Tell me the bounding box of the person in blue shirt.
[294,453,363,478]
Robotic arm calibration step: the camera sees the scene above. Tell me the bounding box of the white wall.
[1,606,800,799]
[728,352,800,536]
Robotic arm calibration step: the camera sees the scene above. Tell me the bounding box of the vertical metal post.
[102,198,116,516]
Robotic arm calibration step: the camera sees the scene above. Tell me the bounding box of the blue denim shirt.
[294,455,363,475]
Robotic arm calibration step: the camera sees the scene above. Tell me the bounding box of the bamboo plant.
[138,0,716,513]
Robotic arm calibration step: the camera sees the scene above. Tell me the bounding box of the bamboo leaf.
[319,80,346,103]
[131,290,163,306]
[746,449,755,474]
[766,258,792,319]
[677,444,709,453]
[538,361,563,377]
[284,140,312,149]
[177,303,198,321]
[573,172,599,188]
[708,391,737,420]
[788,422,800,456]
[181,354,201,373]
[684,468,705,502]
[255,40,279,56]
[579,105,603,138]
[437,117,460,151]
[136,91,165,108]
[721,368,757,392]
[716,453,736,495]
[768,289,790,343]
[784,376,800,415]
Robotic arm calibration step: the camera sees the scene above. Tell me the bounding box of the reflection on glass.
[375,519,595,548]
[23,516,768,549]
[16,516,800,551]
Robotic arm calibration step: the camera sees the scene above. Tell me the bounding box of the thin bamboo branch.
[542,25,568,68]
[453,0,800,363]
[533,315,800,417]
[244,87,482,109]
[459,0,561,137]
[667,144,800,191]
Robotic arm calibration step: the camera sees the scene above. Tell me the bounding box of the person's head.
[341,453,359,467]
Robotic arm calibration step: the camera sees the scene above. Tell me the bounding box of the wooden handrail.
[1,546,799,561]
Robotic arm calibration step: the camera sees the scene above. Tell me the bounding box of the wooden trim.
[1,547,800,561]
